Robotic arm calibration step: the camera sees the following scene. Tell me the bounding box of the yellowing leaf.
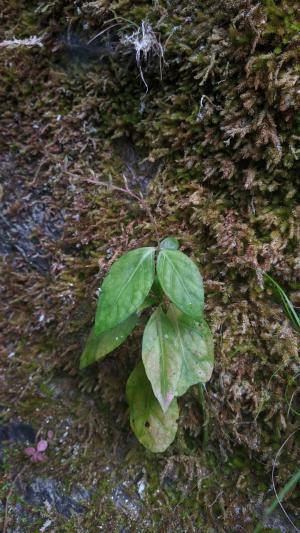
[126,362,179,453]
[167,305,214,396]
[142,307,181,412]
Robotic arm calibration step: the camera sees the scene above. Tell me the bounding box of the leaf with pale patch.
[167,304,214,396]
[126,362,179,453]
[142,307,181,412]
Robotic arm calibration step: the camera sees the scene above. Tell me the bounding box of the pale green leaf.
[126,362,179,453]
[142,307,182,412]
[157,249,204,320]
[95,247,155,334]
[167,304,214,396]
[80,314,139,369]
[159,237,179,250]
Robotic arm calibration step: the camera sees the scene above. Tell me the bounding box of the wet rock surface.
[0,422,35,462]
[0,152,64,273]
[21,477,87,517]
[0,423,36,445]
[0,186,64,274]
[262,510,296,533]
[111,482,142,520]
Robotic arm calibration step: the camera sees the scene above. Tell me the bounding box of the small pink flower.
[25,446,47,462]
[24,436,51,462]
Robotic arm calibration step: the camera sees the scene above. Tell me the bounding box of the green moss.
[0,0,299,529]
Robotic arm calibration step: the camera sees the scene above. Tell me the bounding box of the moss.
[0,0,299,529]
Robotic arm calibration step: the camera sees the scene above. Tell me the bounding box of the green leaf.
[264,273,300,333]
[95,247,155,334]
[159,237,179,250]
[126,362,179,453]
[167,304,214,396]
[157,249,204,320]
[142,308,182,412]
[80,314,139,369]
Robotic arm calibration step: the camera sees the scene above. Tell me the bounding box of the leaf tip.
[159,237,180,251]
[160,391,174,412]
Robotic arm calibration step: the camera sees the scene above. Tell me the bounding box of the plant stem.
[84,177,160,243]
[198,383,209,447]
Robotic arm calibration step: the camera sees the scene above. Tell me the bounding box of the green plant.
[264,273,300,334]
[80,237,214,452]
[254,274,300,532]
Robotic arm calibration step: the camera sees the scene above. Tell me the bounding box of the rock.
[0,422,36,462]
[259,508,297,533]
[254,500,297,533]
[70,484,91,503]
[111,483,141,520]
[22,477,87,518]
[46,376,78,400]
[0,422,36,444]
[0,162,64,274]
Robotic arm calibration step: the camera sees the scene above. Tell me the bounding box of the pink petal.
[37,439,48,452]
[36,452,47,462]
[25,447,35,456]
[47,430,54,440]
[31,451,39,462]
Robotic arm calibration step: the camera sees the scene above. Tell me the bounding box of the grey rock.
[111,484,141,520]
[0,422,36,462]
[0,160,64,274]
[22,477,87,518]
[0,422,36,444]
[70,484,91,503]
[46,376,77,400]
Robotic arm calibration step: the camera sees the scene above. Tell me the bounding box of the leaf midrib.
[156,310,168,400]
[111,248,154,307]
[161,251,194,304]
